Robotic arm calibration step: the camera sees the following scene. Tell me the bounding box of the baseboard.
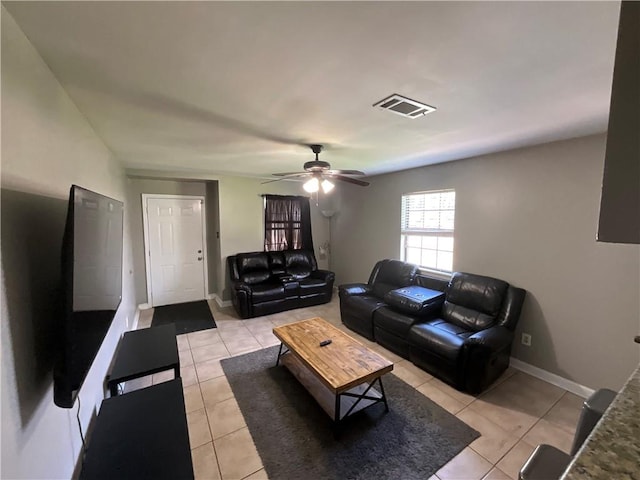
[131,303,151,331]
[207,293,232,308]
[130,306,141,331]
[510,358,594,399]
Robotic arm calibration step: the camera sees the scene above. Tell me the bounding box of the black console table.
[80,378,194,479]
[107,324,180,396]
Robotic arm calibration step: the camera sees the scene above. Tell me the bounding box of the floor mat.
[221,345,480,480]
[151,300,216,335]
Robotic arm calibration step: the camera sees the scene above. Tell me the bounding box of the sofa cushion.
[340,294,386,340]
[446,272,508,317]
[408,319,474,362]
[368,260,418,298]
[298,277,327,296]
[442,303,497,332]
[241,271,271,285]
[373,260,418,289]
[284,250,314,279]
[384,286,445,315]
[372,281,399,299]
[342,294,386,319]
[443,272,509,331]
[250,283,286,303]
[237,253,271,285]
[415,274,450,292]
[373,307,418,337]
[268,251,286,276]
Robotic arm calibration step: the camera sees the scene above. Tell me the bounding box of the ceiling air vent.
[373,94,436,119]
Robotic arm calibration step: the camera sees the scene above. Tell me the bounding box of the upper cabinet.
[597,1,640,244]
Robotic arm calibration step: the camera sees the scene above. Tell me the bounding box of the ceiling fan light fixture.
[321,179,335,193]
[303,177,320,193]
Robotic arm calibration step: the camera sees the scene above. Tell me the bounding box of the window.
[401,189,455,272]
[264,195,314,251]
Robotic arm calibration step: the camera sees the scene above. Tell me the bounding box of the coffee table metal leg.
[340,379,382,419]
[378,377,389,412]
[275,343,290,366]
[333,394,342,439]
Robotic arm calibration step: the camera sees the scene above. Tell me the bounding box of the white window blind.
[401,189,455,272]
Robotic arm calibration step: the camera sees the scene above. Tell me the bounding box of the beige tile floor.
[130,297,584,480]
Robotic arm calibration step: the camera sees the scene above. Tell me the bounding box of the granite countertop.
[563,364,640,480]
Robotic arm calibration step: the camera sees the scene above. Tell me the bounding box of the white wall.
[1,9,136,478]
[332,134,639,391]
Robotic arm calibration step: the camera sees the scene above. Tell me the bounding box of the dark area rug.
[151,300,216,335]
[221,346,480,480]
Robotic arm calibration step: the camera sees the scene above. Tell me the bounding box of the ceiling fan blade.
[272,171,307,177]
[331,175,370,186]
[327,169,366,176]
[262,173,310,184]
[275,173,311,179]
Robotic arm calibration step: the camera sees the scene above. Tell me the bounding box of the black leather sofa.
[227,249,335,319]
[339,260,526,394]
[339,260,418,339]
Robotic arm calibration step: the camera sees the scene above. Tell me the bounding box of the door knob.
[197,256,203,261]
[198,249,202,253]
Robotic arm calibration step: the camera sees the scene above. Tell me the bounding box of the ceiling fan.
[263,144,369,193]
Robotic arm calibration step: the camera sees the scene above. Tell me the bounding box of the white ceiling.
[4,1,620,180]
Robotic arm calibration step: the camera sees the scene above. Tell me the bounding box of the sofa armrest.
[338,283,371,297]
[497,286,526,330]
[465,325,513,351]
[229,282,253,319]
[311,269,336,283]
[463,325,514,393]
[232,281,252,294]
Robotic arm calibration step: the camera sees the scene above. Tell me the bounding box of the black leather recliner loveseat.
[339,259,526,394]
[228,249,335,319]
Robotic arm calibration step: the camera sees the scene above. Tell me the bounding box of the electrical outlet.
[521,333,532,347]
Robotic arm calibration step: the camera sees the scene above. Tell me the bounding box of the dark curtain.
[264,195,313,251]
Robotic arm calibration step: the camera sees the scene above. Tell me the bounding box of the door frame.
[142,193,209,307]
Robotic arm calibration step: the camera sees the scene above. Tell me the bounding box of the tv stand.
[80,378,194,479]
[107,323,179,396]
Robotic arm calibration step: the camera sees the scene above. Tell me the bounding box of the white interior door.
[145,196,206,307]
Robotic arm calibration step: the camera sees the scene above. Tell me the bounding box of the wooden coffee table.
[272,317,393,433]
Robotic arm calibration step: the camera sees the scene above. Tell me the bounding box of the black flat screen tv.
[54,185,124,408]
